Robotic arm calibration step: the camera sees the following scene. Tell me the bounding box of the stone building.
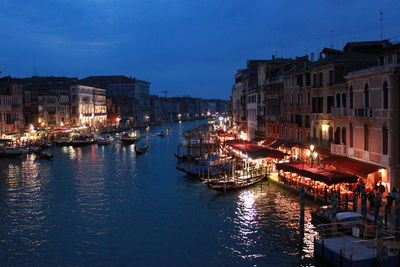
[0,77,24,138]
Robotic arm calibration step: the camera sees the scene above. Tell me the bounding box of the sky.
[0,0,399,99]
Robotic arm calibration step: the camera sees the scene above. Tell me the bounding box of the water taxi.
[121,130,140,145]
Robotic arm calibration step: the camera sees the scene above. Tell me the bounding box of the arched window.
[342,93,347,108]
[382,126,388,155]
[342,127,346,145]
[349,86,354,109]
[364,83,370,108]
[349,123,353,148]
[336,93,341,108]
[335,127,341,144]
[364,125,369,151]
[383,81,389,109]
[329,127,333,142]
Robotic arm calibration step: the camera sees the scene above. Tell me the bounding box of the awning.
[276,162,358,185]
[269,140,285,149]
[320,155,382,178]
[226,140,288,160]
[281,142,299,150]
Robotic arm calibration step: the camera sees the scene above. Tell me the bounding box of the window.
[335,127,341,144]
[313,74,317,88]
[383,81,389,109]
[349,123,353,148]
[341,127,346,145]
[349,86,353,109]
[364,84,370,108]
[379,56,384,66]
[329,70,333,85]
[364,125,369,151]
[342,93,347,108]
[305,115,310,128]
[336,93,341,108]
[319,72,323,87]
[382,126,388,155]
[327,96,333,113]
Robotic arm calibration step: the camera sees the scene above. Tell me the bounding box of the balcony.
[354,108,373,117]
[373,109,393,118]
[331,108,348,117]
[331,143,347,156]
[307,137,331,149]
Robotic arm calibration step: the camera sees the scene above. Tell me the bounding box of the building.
[0,77,24,138]
[70,85,107,127]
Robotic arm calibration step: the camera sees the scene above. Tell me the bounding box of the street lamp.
[306,145,318,167]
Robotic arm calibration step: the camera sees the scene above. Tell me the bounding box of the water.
[0,121,318,266]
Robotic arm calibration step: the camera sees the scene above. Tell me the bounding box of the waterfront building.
[17,76,77,128]
[0,77,24,138]
[231,40,400,191]
[70,85,107,127]
[342,43,400,188]
[80,76,151,125]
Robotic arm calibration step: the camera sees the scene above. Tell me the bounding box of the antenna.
[161,90,168,98]
[330,30,334,48]
[380,11,384,40]
[33,58,37,76]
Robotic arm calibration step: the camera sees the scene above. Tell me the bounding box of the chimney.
[310,52,315,62]
[272,55,276,60]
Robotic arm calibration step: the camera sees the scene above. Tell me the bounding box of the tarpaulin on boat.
[276,162,358,185]
[320,155,382,178]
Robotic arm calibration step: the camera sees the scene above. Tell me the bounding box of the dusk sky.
[0,0,399,99]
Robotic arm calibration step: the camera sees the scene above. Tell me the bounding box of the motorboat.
[121,130,140,145]
[97,135,113,145]
[0,146,28,157]
[311,205,364,226]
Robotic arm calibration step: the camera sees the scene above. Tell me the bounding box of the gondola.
[37,151,53,160]
[135,145,149,155]
[156,132,165,137]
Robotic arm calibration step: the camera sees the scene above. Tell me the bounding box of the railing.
[355,108,373,117]
[374,109,393,118]
[331,143,347,156]
[331,108,348,117]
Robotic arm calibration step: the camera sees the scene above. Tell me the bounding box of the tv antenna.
[161,90,168,98]
[380,11,384,40]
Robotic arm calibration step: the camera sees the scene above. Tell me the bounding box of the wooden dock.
[315,236,399,266]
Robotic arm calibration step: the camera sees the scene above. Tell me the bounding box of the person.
[378,182,385,194]
[368,191,375,211]
[386,194,394,214]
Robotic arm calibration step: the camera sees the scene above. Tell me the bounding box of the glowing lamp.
[321,124,329,132]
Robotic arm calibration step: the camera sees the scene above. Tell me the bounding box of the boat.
[156,132,165,137]
[311,206,365,226]
[207,171,267,191]
[0,146,28,157]
[121,130,140,145]
[54,139,71,146]
[97,136,113,145]
[37,151,53,160]
[135,144,149,155]
[70,135,95,146]
[54,131,73,146]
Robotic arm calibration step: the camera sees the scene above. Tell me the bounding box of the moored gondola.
[135,145,149,155]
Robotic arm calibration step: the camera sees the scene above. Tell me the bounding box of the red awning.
[320,155,382,178]
[276,162,358,185]
[268,140,285,149]
[226,140,288,160]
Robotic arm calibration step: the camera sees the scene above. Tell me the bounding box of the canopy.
[320,155,382,178]
[226,140,288,160]
[276,162,358,185]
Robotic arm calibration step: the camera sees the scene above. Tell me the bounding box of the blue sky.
[0,0,399,99]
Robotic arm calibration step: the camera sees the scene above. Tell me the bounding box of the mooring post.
[361,184,367,218]
[353,192,357,212]
[376,215,384,265]
[299,186,305,251]
[395,196,400,241]
[345,193,348,211]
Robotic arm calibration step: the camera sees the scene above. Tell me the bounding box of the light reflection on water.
[0,121,319,266]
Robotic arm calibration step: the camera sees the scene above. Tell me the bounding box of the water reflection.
[0,121,318,266]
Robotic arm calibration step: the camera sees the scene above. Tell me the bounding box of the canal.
[0,121,318,266]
